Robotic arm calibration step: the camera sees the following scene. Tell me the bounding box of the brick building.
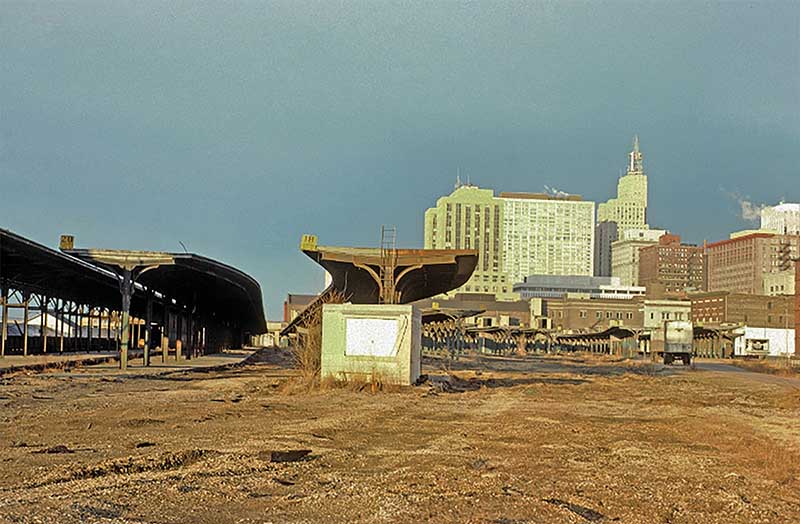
[610,228,667,286]
[545,296,644,333]
[638,234,705,295]
[706,232,800,295]
[690,291,793,328]
[283,293,317,323]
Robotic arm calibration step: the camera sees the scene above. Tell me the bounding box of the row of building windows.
[552,310,636,320]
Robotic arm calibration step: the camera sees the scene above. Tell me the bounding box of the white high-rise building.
[761,203,800,235]
[424,186,595,298]
[424,184,512,297]
[500,192,595,285]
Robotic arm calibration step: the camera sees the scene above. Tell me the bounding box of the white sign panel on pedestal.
[345,318,399,357]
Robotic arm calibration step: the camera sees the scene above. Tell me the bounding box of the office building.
[761,203,800,235]
[706,232,800,295]
[425,185,596,299]
[545,296,644,333]
[500,192,595,284]
[594,221,618,277]
[691,291,794,329]
[513,275,645,300]
[611,228,667,286]
[764,269,795,296]
[638,234,705,295]
[597,136,649,236]
[424,184,511,297]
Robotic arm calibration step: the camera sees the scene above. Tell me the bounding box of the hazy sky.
[2,1,798,317]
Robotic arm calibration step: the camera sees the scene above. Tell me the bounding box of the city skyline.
[2,2,798,317]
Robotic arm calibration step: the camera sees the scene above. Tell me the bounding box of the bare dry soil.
[1,351,798,523]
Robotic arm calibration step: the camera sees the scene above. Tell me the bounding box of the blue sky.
[2,1,798,318]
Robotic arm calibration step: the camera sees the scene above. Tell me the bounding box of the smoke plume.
[722,188,765,224]
[738,199,765,223]
[543,185,572,198]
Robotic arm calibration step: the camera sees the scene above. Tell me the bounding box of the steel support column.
[0,282,7,358]
[87,305,94,352]
[58,301,64,353]
[22,293,29,356]
[41,296,48,354]
[119,267,132,370]
[144,294,152,366]
[162,303,169,362]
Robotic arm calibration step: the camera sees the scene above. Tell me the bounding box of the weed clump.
[290,290,346,389]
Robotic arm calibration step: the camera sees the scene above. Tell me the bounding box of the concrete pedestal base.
[321,304,421,385]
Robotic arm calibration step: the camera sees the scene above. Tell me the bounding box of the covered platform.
[300,236,478,304]
[555,327,640,356]
[692,325,742,358]
[418,303,556,358]
[0,229,265,363]
[466,325,555,355]
[281,234,478,337]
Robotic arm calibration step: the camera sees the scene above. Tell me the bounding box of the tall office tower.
[761,203,800,235]
[500,192,595,285]
[597,136,649,236]
[424,184,512,297]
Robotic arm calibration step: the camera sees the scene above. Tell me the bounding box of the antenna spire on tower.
[628,134,643,174]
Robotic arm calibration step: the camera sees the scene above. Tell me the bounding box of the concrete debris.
[273,477,296,486]
[269,450,312,463]
[470,458,489,470]
[36,445,74,454]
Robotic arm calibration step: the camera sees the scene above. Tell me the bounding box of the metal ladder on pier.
[379,226,398,304]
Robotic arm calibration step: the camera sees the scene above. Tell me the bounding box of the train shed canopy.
[64,248,266,334]
[301,243,478,304]
[0,229,121,309]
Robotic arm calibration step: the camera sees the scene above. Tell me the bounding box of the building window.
[579,310,587,318]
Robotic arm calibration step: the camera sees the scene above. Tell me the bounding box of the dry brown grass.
[289,290,346,390]
[731,358,800,378]
[774,386,800,409]
[319,371,404,394]
[732,434,800,486]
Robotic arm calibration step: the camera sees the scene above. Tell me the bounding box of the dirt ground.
[1,350,799,524]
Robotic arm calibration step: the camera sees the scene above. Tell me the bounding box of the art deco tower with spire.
[597,135,649,235]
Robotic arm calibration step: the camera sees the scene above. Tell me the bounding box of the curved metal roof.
[0,228,121,308]
[0,230,265,335]
[302,245,478,304]
[280,241,478,337]
[65,248,266,334]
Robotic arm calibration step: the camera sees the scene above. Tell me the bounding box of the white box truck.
[662,320,694,365]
